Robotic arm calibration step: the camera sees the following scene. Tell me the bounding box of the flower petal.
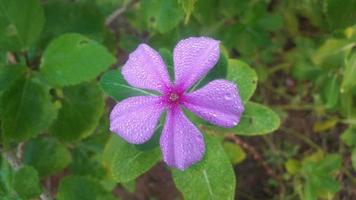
[183,80,244,128]
[110,96,164,144]
[160,107,205,170]
[122,44,171,93]
[173,37,220,90]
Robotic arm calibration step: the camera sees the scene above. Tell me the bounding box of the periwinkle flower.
[110,37,244,170]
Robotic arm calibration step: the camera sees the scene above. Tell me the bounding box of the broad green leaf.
[141,0,184,33]
[0,75,57,143]
[0,0,45,51]
[41,0,104,47]
[341,50,356,92]
[50,82,104,141]
[57,176,115,200]
[227,59,257,102]
[100,70,155,101]
[341,127,356,147]
[172,136,236,200]
[24,137,72,177]
[325,0,356,30]
[40,33,116,87]
[223,141,246,164]
[104,136,161,183]
[0,65,26,94]
[315,153,341,173]
[13,166,42,199]
[232,102,280,135]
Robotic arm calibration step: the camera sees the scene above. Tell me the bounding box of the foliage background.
[0,0,356,199]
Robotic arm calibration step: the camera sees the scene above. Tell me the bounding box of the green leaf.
[0,0,45,51]
[41,1,104,47]
[100,70,155,101]
[0,75,57,143]
[192,53,228,91]
[178,0,197,23]
[158,48,174,79]
[222,141,246,164]
[325,0,356,30]
[227,59,257,102]
[13,166,42,199]
[0,65,26,94]
[232,102,280,135]
[40,33,116,87]
[50,82,104,141]
[172,136,236,200]
[341,50,356,92]
[322,74,340,109]
[141,0,184,33]
[57,176,115,200]
[24,137,72,177]
[104,135,161,183]
[341,128,356,148]
[312,39,354,69]
[315,154,341,173]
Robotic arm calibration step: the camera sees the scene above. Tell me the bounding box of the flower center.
[169,92,179,102]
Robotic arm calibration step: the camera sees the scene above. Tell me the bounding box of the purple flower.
[110,37,244,170]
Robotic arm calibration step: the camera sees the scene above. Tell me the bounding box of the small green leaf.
[322,74,340,109]
[315,153,341,173]
[222,141,246,164]
[50,82,104,141]
[341,50,356,92]
[100,69,155,101]
[104,135,161,183]
[285,159,301,175]
[13,166,42,199]
[341,127,356,147]
[232,102,280,135]
[57,176,115,200]
[0,65,26,94]
[24,137,72,177]
[0,0,45,51]
[227,59,257,102]
[141,0,184,33]
[40,33,116,87]
[0,75,57,143]
[172,136,236,200]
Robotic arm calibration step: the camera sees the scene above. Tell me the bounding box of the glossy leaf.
[0,0,45,51]
[232,102,280,135]
[24,137,72,177]
[104,135,161,183]
[13,166,42,199]
[40,33,116,87]
[0,76,57,143]
[227,59,257,102]
[50,82,104,141]
[172,136,235,200]
[100,69,155,101]
[57,176,115,200]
